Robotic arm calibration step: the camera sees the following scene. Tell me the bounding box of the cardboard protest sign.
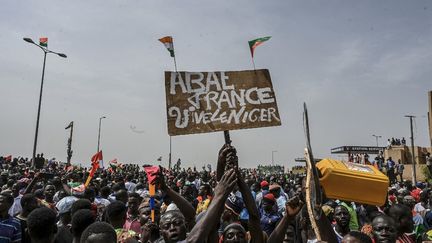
[165,69,281,136]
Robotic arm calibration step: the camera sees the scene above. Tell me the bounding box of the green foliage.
[257,165,285,175]
[420,165,432,184]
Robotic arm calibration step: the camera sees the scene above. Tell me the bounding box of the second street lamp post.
[372,134,382,147]
[97,116,106,152]
[272,150,277,166]
[23,37,67,168]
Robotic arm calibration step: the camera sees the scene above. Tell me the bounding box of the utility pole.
[428,91,432,147]
[405,115,417,185]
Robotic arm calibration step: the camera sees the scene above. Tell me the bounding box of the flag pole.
[169,38,178,170]
[173,55,178,73]
[172,39,178,73]
[251,56,256,71]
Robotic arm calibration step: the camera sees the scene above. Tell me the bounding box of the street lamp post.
[271,150,277,166]
[97,116,106,152]
[23,37,67,167]
[372,134,382,147]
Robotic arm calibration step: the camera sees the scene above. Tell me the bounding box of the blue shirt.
[0,217,21,243]
[259,208,281,236]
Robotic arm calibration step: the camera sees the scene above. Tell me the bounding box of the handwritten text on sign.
[165,69,281,136]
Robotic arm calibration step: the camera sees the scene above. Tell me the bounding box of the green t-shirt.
[340,202,359,231]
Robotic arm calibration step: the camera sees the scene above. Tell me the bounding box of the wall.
[384,146,431,164]
[402,164,426,182]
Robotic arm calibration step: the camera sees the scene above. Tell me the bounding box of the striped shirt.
[0,217,21,243]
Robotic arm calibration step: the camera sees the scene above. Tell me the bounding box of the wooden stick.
[305,147,322,241]
[224,130,231,145]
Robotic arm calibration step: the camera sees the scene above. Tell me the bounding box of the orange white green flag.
[158,36,175,57]
[248,36,271,58]
[39,37,48,47]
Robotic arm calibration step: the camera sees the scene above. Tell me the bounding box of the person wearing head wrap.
[220,223,247,243]
[269,183,289,215]
[259,193,281,236]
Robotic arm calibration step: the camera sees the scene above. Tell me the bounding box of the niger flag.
[39,37,48,47]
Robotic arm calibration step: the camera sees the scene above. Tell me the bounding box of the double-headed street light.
[372,134,382,147]
[23,37,67,167]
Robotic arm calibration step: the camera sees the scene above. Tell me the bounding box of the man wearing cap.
[259,193,281,236]
[219,193,244,236]
[255,180,269,208]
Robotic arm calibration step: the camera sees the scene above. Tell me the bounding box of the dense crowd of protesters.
[0,144,431,243]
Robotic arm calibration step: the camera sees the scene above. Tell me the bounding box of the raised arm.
[157,167,196,224]
[267,196,303,243]
[187,169,237,243]
[24,173,41,194]
[237,171,263,243]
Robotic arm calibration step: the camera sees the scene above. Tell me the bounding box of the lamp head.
[23,37,35,44]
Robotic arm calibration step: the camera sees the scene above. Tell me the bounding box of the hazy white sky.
[1,0,431,168]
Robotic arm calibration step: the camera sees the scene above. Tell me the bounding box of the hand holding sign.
[216,144,237,181]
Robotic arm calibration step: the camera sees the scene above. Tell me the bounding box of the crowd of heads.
[0,145,431,243]
[387,137,406,147]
